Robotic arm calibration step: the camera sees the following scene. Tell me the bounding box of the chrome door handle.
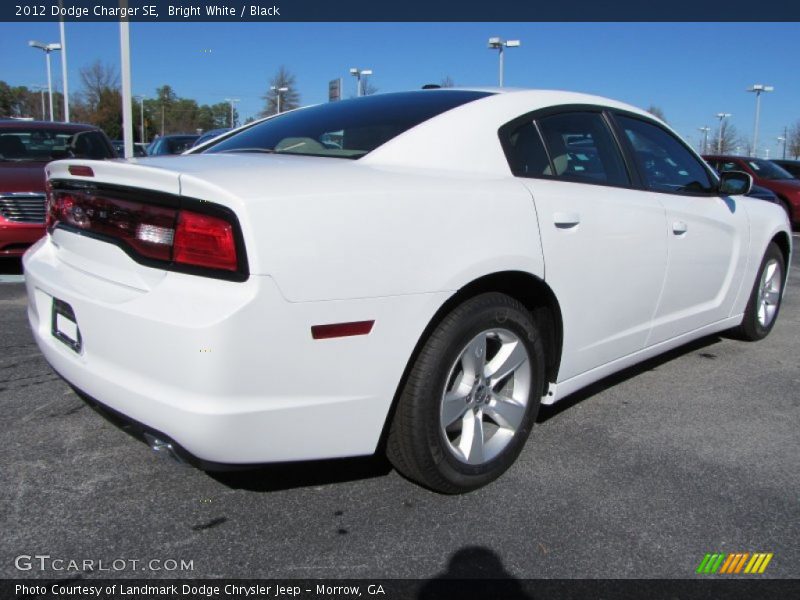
[554,212,581,229]
[672,221,688,235]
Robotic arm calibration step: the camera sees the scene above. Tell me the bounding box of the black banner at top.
[3,0,800,22]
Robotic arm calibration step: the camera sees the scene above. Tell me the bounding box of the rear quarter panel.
[182,167,545,302]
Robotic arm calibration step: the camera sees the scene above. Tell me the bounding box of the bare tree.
[361,78,379,96]
[711,120,743,155]
[79,61,119,110]
[789,121,800,159]
[646,105,667,123]
[260,66,300,116]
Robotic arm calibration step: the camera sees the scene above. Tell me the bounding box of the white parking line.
[0,275,25,283]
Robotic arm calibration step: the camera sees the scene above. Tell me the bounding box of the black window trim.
[497,104,641,192]
[607,109,721,198]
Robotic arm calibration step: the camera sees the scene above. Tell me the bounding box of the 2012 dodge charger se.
[23,89,791,493]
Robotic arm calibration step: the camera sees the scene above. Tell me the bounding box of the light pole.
[58,0,69,122]
[270,87,288,113]
[134,95,146,142]
[747,84,774,157]
[488,37,520,87]
[224,97,239,127]
[698,126,711,154]
[31,85,46,120]
[28,41,61,121]
[349,68,373,97]
[779,126,788,159]
[715,113,731,153]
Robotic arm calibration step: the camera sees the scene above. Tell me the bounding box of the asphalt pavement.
[1,245,798,580]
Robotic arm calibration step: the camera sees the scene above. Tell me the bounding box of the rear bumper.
[0,221,45,256]
[24,236,448,464]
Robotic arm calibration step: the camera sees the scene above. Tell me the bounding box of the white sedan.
[24,89,791,493]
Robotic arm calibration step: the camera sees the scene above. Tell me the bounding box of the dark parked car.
[771,159,800,179]
[112,140,148,157]
[704,154,800,226]
[146,134,199,156]
[0,120,115,257]
[191,128,232,148]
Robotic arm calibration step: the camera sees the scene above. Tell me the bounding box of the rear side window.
[504,121,551,176]
[537,112,630,186]
[616,115,714,194]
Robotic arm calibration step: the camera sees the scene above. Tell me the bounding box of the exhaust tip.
[143,433,188,466]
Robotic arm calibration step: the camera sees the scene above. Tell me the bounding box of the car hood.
[0,161,47,193]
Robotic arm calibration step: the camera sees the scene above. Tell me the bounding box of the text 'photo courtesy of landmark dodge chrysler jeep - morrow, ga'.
[24,89,791,493]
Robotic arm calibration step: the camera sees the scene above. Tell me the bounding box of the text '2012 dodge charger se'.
[24,89,791,493]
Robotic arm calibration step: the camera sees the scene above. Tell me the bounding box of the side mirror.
[718,170,753,196]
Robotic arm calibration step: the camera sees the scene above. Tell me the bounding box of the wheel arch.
[772,230,792,281]
[377,270,563,452]
[773,192,796,224]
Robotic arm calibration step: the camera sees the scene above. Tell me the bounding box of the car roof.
[0,120,101,132]
[362,88,664,174]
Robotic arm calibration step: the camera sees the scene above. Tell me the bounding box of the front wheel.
[733,242,785,341]
[386,293,545,493]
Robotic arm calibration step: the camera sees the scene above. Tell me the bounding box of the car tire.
[386,292,545,493]
[733,242,785,341]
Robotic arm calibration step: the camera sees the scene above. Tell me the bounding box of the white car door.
[503,110,669,381]
[613,115,749,345]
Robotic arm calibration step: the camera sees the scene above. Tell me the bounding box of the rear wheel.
[386,293,545,493]
[733,242,785,341]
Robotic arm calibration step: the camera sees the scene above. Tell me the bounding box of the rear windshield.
[202,90,493,159]
[0,128,113,162]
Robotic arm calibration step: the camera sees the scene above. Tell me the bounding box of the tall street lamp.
[224,97,240,127]
[31,85,46,120]
[271,86,288,113]
[58,1,69,122]
[349,68,372,97]
[28,40,61,121]
[715,113,731,153]
[488,37,520,87]
[747,84,774,157]
[698,126,711,154]
[134,95,146,142]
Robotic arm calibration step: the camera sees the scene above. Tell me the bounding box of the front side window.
[616,115,714,194]
[536,112,630,186]
[203,90,493,160]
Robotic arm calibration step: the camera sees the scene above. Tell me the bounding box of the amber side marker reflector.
[311,320,374,340]
[68,165,94,177]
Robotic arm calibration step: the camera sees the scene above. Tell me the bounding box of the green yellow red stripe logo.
[696,552,773,574]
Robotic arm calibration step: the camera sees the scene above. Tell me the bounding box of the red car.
[703,154,800,227]
[0,120,115,257]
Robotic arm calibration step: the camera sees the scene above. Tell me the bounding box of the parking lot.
[1,245,799,580]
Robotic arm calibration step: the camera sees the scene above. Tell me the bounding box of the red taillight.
[47,188,241,275]
[173,211,238,271]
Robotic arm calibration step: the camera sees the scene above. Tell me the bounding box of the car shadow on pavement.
[0,258,23,275]
[208,455,394,493]
[537,334,724,424]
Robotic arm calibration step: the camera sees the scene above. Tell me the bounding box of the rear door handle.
[554,212,581,229]
[672,220,688,235]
